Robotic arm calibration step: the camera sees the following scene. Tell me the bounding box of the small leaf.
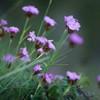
[78,76,90,87]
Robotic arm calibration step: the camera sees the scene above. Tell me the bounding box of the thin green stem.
[18,18,29,45]
[63,84,71,96]
[7,39,12,54]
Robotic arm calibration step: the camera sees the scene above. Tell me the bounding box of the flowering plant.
[0,0,96,100]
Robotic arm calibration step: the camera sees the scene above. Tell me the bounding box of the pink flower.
[97,75,100,81]
[39,73,54,84]
[44,16,57,31]
[26,31,36,42]
[7,26,19,38]
[7,26,19,33]
[0,19,8,27]
[33,64,42,75]
[3,54,15,64]
[44,16,57,27]
[22,5,39,17]
[19,47,30,62]
[43,40,56,52]
[35,37,47,50]
[66,71,80,82]
[64,15,81,33]
[69,33,84,45]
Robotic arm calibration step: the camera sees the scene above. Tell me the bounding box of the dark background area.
[0,0,100,95]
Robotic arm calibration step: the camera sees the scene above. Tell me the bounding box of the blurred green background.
[0,0,100,95]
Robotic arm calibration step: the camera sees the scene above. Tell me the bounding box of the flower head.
[18,47,30,62]
[97,75,100,82]
[43,40,56,52]
[64,15,81,33]
[3,54,15,64]
[33,64,42,75]
[7,26,19,38]
[0,19,8,27]
[66,71,80,84]
[39,73,54,84]
[22,5,39,17]
[44,16,57,31]
[37,48,44,57]
[26,31,36,42]
[69,33,84,45]
[0,19,8,38]
[35,37,47,50]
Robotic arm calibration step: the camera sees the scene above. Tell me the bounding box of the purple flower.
[97,75,100,81]
[64,15,74,23]
[64,15,81,33]
[19,47,30,62]
[39,73,54,84]
[7,26,19,38]
[66,71,80,84]
[69,33,84,45]
[22,5,39,17]
[33,64,42,75]
[43,40,56,52]
[44,16,57,27]
[35,37,47,50]
[0,19,8,27]
[3,54,15,64]
[26,31,36,42]
[8,26,19,33]
[0,19,8,38]
[54,75,64,80]
[36,37,47,45]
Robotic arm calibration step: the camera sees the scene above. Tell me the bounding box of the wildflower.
[7,26,19,38]
[54,75,64,80]
[35,37,47,50]
[43,40,56,52]
[69,33,84,47]
[0,19,8,27]
[26,31,36,42]
[64,15,81,33]
[97,75,100,82]
[66,71,80,85]
[44,16,57,31]
[17,47,30,62]
[39,73,54,84]
[37,48,44,57]
[3,54,15,64]
[97,75,100,88]
[33,64,42,75]
[22,5,39,17]
[0,19,8,38]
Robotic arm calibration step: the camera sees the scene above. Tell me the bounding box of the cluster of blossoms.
[26,31,56,57]
[33,64,80,85]
[64,15,84,47]
[1,4,82,90]
[0,19,19,39]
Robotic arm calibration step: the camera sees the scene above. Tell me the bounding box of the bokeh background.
[0,0,100,95]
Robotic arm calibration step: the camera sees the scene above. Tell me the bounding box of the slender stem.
[14,18,29,54]
[18,18,29,45]
[7,39,12,54]
[63,84,71,96]
[37,0,53,36]
[42,31,46,36]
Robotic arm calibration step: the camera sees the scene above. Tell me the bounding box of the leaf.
[78,76,90,87]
